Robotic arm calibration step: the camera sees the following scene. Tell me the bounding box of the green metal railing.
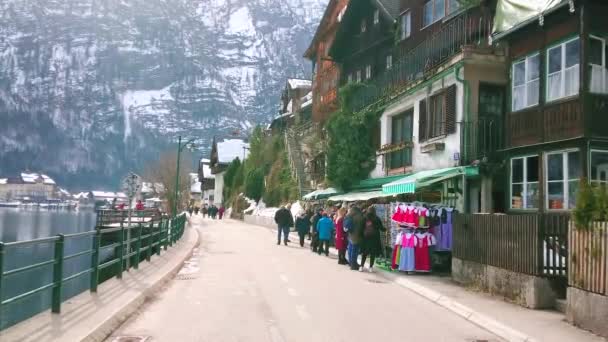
[0,212,187,331]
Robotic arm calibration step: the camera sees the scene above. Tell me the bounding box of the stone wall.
[567,287,608,338]
[452,257,556,309]
[244,215,276,229]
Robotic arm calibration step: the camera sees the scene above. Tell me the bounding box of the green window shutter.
[419,99,427,142]
[445,84,457,134]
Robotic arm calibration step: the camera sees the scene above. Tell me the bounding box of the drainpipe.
[455,65,471,214]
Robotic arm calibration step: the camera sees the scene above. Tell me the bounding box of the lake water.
[0,208,98,330]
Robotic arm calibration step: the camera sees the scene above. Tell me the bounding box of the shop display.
[389,202,456,274]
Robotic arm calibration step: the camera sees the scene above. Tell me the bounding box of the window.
[511,155,539,209]
[356,70,361,83]
[386,55,393,70]
[347,73,353,83]
[418,85,456,141]
[389,110,413,169]
[591,150,608,186]
[400,12,411,40]
[590,36,608,94]
[365,65,372,79]
[547,37,580,101]
[512,54,540,111]
[423,0,454,27]
[546,150,580,210]
[361,19,367,33]
[373,10,379,24]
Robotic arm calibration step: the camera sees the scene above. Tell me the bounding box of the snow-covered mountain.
[0,0,325,189]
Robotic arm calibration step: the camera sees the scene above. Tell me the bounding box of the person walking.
[294,211,310,247]
[360,206,386,273]
[310,208,322,253]
[274,204,293,245]
[218,205,225,219]
[334,207,348,265]
[202,205,208,218]
[344,206,364,271]
[316,211,334,256]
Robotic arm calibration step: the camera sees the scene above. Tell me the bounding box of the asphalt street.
[108,217,501,342]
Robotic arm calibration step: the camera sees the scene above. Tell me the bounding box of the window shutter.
[419,99,427,142]
[445,84,457,134]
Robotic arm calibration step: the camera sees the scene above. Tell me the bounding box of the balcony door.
[477,83,504,158]
[389,109,413,170]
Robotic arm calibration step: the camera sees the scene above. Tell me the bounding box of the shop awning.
[492,0,568,40]
[349,174,405,191]
[382,166,479,195]
[326,190,385,202]
[302,187,340,200]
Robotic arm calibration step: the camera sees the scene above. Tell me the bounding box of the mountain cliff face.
[0,0,325,189]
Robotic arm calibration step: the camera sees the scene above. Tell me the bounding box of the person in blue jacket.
[316,211,334,256]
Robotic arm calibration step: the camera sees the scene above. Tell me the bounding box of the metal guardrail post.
[156,219,162,256]
[90,230,100,292]
[163,219,169,251]
[52,235,65,313]
[147,222,153,261]
[0,242,4,327]
[135,223,142,270]
[118,222,125,278]
[169,219,174,247]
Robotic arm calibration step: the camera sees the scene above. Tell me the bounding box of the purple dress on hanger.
[439,209,453,251]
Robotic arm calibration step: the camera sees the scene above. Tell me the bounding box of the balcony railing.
[347,10,493,113]
[461,116,502,164]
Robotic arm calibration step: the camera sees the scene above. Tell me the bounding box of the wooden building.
[304,0,350,123]
[496,0,608,212]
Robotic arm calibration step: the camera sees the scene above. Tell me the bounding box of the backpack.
[364,219,375,237]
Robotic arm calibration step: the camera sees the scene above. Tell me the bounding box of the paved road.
[109,218,501,342]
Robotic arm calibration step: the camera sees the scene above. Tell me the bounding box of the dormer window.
[373,10,379,25]
[361,19,367,33]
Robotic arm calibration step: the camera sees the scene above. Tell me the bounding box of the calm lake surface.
[0,208,98,330]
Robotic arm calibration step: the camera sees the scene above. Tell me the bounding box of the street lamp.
[173,135,196,217]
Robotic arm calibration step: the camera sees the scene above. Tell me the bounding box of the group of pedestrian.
[189,204,225,219]
[275,203,386,272]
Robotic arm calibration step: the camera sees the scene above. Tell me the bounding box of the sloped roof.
[20,172,56,185]
[304,0,348,59]
[287,79,312,90]
[374,0,400,21]
[199,160,215,180]
[190,173,202,194]
[493,0,568,39]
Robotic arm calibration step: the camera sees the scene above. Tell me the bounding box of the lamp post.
[173,135,196,217]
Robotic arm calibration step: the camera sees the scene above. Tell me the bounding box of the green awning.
[382,166,479,195]
[326,190,385,202]
[350,174,405,191]
[493,0,568,40]
[302,187,340,200]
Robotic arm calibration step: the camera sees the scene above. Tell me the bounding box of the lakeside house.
[209,138,250,206]
[0,172,58,202]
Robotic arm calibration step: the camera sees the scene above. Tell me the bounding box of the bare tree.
[144,150,192,214]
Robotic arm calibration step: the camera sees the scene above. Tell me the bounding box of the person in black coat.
[360,206,386,272]
[310,208,323,252]
[294,211,311,247]
[274,204,294,245]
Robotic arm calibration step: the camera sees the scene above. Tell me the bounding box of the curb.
[253,221,536,342]
[84,222,202,342]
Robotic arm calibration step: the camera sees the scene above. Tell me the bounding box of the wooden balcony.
[506,98,584,148]
[590,93,608,138]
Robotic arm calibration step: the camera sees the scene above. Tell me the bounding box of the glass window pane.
[568,180,579,209]
[566,39,580,68]
[568,151,580,179]
[512,184,524,209]
[513,61,525,86]
[513,85,525,110]
[591,151,608,183]
[404,113,413,141]
[527,79,539,107]
[423,1,433,26]
[434,0,445,21]
[548,46,562,74]
[547,154,564,181]
[548,181,565,209]
[527,183,539,209]
[449,0,460,13]
[512,158,523,183]
[528,55,540,80]
[565,64,579,96]
[547,72,562,101]
[527,156,539,182]
[590,37,603,66]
